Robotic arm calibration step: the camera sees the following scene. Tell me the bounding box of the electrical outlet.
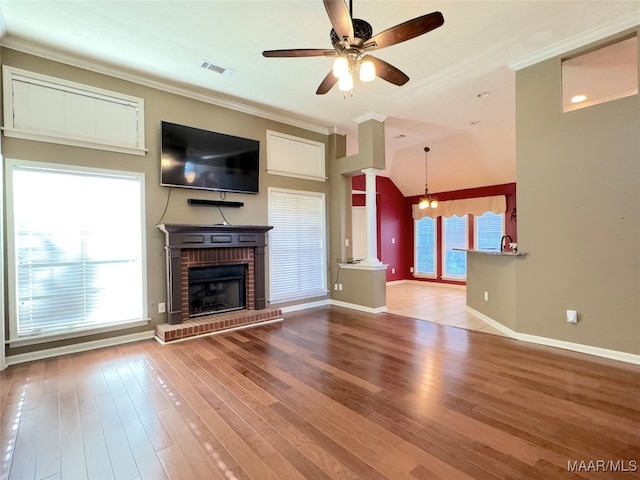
[158,302,166,313]
[484,291,489,301]
[334,283,338,291]
[391,268,396,274]
[345,238,350,247]
[410,266,414,273]
[566,310,578,323]
[391,237,396,244]
[338,283,343,291]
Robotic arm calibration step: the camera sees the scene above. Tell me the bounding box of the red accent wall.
[353,177,517,284]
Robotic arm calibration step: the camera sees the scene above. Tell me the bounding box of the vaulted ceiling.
[0,1,638,195]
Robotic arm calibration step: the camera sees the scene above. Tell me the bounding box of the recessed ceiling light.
[571,94,587,103]
[476,91,491,98]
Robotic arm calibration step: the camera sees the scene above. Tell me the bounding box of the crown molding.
[329,125,347,136]
[353,111,387,124]
[509,13,640,71]
[0,8,6,39]
[1,36,333,136]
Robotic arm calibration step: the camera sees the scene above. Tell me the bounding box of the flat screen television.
[160,121,259,194]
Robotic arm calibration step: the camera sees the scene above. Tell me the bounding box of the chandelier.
[419,147,438,209]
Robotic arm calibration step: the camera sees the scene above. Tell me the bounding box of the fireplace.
[188,264,246,317]
[158,224,273,325]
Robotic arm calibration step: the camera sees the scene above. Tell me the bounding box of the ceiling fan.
[262,0,444,95]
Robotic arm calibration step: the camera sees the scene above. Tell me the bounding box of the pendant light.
[418,147,438,209]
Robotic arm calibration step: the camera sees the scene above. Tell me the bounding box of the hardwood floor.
[1,306,639,480]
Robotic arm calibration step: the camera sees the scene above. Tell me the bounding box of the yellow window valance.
[412,195,506,220]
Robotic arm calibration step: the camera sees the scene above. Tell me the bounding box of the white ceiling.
[0,1,638,195]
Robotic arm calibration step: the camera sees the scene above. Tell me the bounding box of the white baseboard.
[280,299,331,313]
[464,307,516,337]
[331,300,388,314]
[466,306,640,365]
[5,330,156,367]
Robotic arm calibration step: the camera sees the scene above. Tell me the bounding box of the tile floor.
[386,281,507,336]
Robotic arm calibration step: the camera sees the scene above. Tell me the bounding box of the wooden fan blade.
[316,72,338,95]
[368,12,444,50]
[263,49,336,58]
[369,56,409,86]
[323,0,354,44]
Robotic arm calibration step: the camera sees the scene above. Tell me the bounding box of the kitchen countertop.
[453,248,527,257]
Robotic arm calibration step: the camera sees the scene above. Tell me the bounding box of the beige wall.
[467,253,518,330]
[2,48,331,357]
[515,29,640,354]
[331,266,387,309]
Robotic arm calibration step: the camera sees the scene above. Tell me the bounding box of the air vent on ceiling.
[200,60,235,77]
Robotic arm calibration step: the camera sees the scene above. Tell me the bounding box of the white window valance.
[412,195,506,220]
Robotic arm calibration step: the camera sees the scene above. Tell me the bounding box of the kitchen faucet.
[500,234,513,252]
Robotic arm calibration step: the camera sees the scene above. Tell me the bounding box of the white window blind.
[7,160,146,340]
[415,217,436,276]
[266,130,326,181]
[475,212,505,252]
[443,215,468,279]
[268,188,327,303]
[3,66,146,155]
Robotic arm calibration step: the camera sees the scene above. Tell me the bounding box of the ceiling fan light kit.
[338,72,354,92]
[262,0,444,95]
[359,58,375,82]
[332,56,349,77]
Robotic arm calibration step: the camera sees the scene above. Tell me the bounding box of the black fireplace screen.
[188,264,246,317]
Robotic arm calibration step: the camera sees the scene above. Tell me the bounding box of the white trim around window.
[5,159,148,345]
[3,66,146,156]
[266,130,326,181]
[475,211,505,253]
[442,215,468,280]
[267,187,328,303]
[414,216,437,277]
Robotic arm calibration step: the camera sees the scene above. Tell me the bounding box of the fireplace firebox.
[188,264,246,317]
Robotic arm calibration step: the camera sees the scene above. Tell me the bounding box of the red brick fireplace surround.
[155,224,282,343]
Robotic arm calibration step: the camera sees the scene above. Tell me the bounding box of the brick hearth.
[155,307,282,343]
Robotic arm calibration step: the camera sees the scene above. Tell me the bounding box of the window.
[475,212,505,252]
[268,188,327,303]
[562,35,638,113]
[266,130,325,181]
[443,215,468,279]
[3,66,145,155]
[7,159,146,342]
[415,216,437,276]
